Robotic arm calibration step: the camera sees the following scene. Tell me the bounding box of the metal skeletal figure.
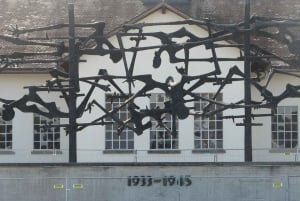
[0,14,300,137]
[0,21,121,72]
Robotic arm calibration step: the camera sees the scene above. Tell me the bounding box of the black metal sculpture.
[0,0,300,162]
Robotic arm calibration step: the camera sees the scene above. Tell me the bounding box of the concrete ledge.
[269,149,298,153]
[0,150,15,155]
[147,150,181,154]
[192,149,226,154]
[103,150,135,154]
[31,150,63,155]
[2,162,300,167]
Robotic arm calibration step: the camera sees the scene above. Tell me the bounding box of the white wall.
[0,74,68,163]
[77,8,245,162]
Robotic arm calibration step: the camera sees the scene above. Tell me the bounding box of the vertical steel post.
[244,0,252,162]
[68,1,78,163]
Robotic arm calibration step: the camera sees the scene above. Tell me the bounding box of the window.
[0,109,12,150]
[105,95,134,150]
[272,106,298,149]
[150,93,178,150]
[33,114,60,150]
[194,93,223,149]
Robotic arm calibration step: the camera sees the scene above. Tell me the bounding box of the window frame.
[104,94,134,150]
[149,93,179,150]
[193,93,223,150]
[33,113,60,150]
[271,106,298,150]
[0,109,13,150]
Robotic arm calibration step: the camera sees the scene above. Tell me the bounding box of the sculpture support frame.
[68,2,78,163]
[244,0,252,162]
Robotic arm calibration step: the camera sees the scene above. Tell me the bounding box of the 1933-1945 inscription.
[127,175,192,187]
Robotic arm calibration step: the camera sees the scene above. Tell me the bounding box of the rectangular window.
[194,93,223,149]
[105,95,134,150]
[33,114,60,150]
[150,93,178,150]
[272,106,298,149]
[0,109,13,150]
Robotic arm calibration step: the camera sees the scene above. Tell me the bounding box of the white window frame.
[0,109,13,150]
[105,94,134,150]
[149,93,178,150]
[271,106,298,149]
[33,114,60,150]
[194,93,223,150]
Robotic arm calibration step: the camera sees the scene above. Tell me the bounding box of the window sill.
[269,149,298,154]
[0,150,15,155]
[148,150,181,154]
[192,149,226,154]
[31,150,63,155]
[103,150,135,154]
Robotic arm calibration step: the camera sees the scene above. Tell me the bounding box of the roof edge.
[106,2,192,37]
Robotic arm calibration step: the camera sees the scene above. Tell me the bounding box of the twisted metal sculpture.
[0,2,300,162]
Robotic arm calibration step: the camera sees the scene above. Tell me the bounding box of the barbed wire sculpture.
[0,2,300,162]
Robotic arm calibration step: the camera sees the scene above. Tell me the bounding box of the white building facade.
[0,5,299,163]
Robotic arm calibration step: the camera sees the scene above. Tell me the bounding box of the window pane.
[286,132,291,139]
[105,141,112,149]
[202,131,208,139]
[0,134,5,141]
[216,140,223,149]
[6,134,12,141]
[54,142,60,149]
[34,142,40,149]
[120,141,127,149]
[209,131,216,140]
[113,141,119,149]
[128,141,134,149]
[106,124,112,130]
[194,140,201,149]
[120,133,127,140]
[0,126,5,133]
[209,140,216,148]
[202,140,208,148]
[194,131,201,139]
[272,132,277,140]
[48,134,53,141]
[48,142,53,149]
[292,141,298,148]
[285,140,291,148]
[54,134,60,141]
[150,140,156,149]
[217,131,223,139]
[292,132,298,140]
[6,142,12,149]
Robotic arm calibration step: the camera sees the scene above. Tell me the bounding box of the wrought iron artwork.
[0,0,300,162]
